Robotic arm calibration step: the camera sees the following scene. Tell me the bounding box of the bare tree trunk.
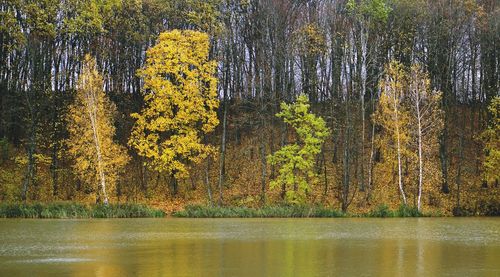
[416,93,424,211]
[50,142,58,198]
[367,121,376,202]
[360,24,368,192]
[217,92,227,207]
[260,131,267,205]
[50,102,58,198]
[440,118,449,193]
[342,130,350,212]
[342,91,351,212]
[456,111,465,213]
[139,159,148,195]
[205,157,213,206]
[22,91,36,202]
[51,51,62,199]
[322,145,328,196]
[22,133,35,202]
[170,173,178,196]
[393,89,407,205]
[280,120,287,199]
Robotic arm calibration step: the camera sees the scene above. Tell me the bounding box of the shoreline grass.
[363,204,426,218]
[173,204,435,218]
[173,205,346,218]
[2,202,495,219]
[0,202,165,218]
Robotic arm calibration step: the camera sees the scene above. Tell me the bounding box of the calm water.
[0,218,499,276]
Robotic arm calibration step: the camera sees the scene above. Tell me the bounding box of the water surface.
[0,218,499,276]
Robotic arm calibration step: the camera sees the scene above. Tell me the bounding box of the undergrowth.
[0,202,164,218]
[174,205,346,218]
[174,204,432,218]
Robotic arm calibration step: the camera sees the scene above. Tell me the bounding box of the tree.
[295,22,326,103]
[268,95,329,203]
[0,0,498,214]
[129,30,219,194]
[66,54,129,204]
[373,61,410,205]
[481,96,500,185]
[347,0,391,193]
[408,64,443,211]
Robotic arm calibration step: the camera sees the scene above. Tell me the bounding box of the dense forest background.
[0,0,498,215]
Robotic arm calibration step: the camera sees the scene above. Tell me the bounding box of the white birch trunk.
[85,83,108,204]
[390,80,407,205]
[412,77,424,212]
[360,24,368,191]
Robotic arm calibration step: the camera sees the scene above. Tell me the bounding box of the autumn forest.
[0,0,499,216]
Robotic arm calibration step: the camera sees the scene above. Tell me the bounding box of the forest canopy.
[0,0,498,215]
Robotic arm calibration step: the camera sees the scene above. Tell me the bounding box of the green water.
[0,218,499,276]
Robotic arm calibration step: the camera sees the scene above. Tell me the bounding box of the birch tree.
[67,55,129,204]
[408,65,444,211]
[373,61,409,205]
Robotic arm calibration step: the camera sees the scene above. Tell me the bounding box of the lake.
[0,218,499,276]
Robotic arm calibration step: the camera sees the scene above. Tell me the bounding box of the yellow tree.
[66,54,129,204]
[373,61,410,206]
[481,96,500,184]
[129,30,219,194]
[408,65,444,211]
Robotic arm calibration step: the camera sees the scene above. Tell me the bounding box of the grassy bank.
[363,204,428,218]
[173,204,431,218]
[0,202,165,218]
[174,205,345,218]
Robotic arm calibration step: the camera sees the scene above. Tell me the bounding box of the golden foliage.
[408,64,444,211]
[296,23,327,57]
[481,96,500,183]
[66,54,129,202]
[372,61,411,204]
[130,30,219,180]
[372,62,445,210]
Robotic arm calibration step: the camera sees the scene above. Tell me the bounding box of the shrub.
[396,205,423,217]
[368,204,394,218]
[477,200,500,216]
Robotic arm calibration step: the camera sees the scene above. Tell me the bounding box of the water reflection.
[0,218,499,276]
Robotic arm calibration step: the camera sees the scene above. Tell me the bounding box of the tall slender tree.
[66,54,129,204]
[408,65,444,211]
[373,61,409,205]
